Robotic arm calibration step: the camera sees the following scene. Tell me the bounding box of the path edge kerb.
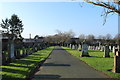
[61,47,113,79]
[27,46,55,80]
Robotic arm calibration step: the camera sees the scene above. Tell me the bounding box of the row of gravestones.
[2,42,49,65]
[66,43,120,73]
[88,45,118,53]
[66,43,118,58]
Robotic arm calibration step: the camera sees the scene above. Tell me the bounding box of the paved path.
[32,46,109,79]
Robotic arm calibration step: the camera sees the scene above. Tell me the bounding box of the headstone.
[75,45,78,50]
[93,46,96,50]
[96,46,99,50]
[88,46,91,49]
[67,44,69,47]
[9,41,15,61]
[109,46,112,52]
[103,45,110,57]
[91,46,94,49]
[69,44,72,49]
[100,46,104,51]
[78,44,81,51]
[72,45,75,50]
[112,49,120,73]
[98,42,101,50]
[81,41,89,57]
[113,46,116,53]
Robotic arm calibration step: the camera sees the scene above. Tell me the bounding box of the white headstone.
[69,44,72,48]
[72,45,75,50]
[113,46,115,53]
[109,46,112,52]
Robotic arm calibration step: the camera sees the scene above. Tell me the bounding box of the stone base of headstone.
[80,54,90,57]
[112,50,120,73]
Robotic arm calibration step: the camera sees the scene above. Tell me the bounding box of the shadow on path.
[34,74,61,79]
[42,63,71,67]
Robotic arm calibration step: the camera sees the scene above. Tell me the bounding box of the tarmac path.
[32,46,109,79]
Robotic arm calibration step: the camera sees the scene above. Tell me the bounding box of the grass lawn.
[1,46,54,80]
[62,47,120,79]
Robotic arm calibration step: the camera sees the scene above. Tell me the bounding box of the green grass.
[62,47,120,79]
[1,46,54,80]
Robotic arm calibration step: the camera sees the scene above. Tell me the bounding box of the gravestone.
[78,44,81,51]
[88,46,91,49]
[69,44,72,49]
[93,46,96,50]
[103,45,110,57]
[81,41,89,57]
[113,46,116,53]
[67,44,69,47]
[75,45,78,50]
[98,42,101,50]
[100,46,104,51]
[9,41,15,61]
[112,49,120,73]
[96,46,99,50]
[72,45,75,50]
[91,46,94,49]
[109,46,112,52]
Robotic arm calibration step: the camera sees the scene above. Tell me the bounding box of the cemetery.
[0,1,120,80]
[1,31,120,79]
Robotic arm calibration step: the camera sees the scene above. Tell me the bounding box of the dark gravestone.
[103,45,110,57]
[16,49,20,59]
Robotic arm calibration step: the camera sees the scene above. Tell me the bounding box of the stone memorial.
[75,45,78,50]
[103,45,110,57]
[9,41,15,61]
[80,40,89,57]
[112,46,116,53]
[98,42,101,50]
[69,44,72,48]
[100,46,104,51]
[88,46,91,49]
[78,44,81,51]
[109,46,112,52]
[112,49,120,73]
[72,45,75,50]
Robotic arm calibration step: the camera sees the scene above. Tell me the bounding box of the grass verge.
[1,46,54,80]
[62,47,120,79]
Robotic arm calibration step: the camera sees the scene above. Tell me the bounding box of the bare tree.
[83,0,120,24]
[79,34,86,40]
[84,0,120,14]
[86,34,95,40]
[105,33,112,40]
